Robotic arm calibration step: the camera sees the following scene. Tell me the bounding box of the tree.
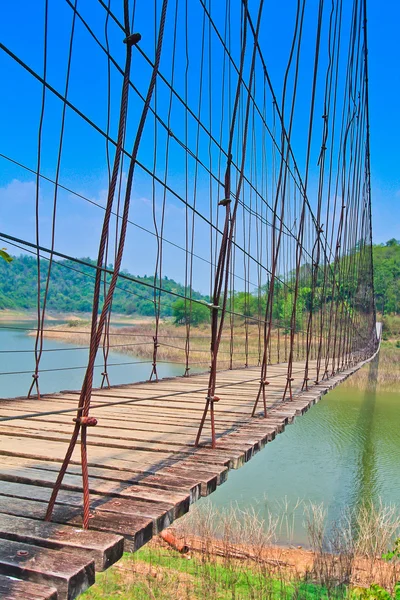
[172,298,210,326]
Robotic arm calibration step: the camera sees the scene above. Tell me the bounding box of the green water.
[206,356,400,545]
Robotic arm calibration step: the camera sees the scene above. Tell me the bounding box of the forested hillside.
[372,239,400,314]
[0,254,208,317]
[0,240,398,319]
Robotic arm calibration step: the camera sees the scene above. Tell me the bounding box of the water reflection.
[351,354,380,512]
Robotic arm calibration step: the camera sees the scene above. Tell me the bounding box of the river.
[0,321,183,398]
[205,353,400,545]
[1,321,399,546]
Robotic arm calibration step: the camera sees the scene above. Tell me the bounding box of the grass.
[37,319,285,370]
[81,545,344,600]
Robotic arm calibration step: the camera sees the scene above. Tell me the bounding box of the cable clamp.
[73,416,98,427]
[287,377,294,382]
[206,302,220,310]
[31,373,39,380]
[218,198,231,207]
[261,379,270,385]
[123,33,142,47]
[206,395,220,403]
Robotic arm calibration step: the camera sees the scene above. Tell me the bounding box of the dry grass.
[175,500,400,593]
[344,346,400,391]
[36,313,340,376]
[82,500,400,599]
[36,319,299,370]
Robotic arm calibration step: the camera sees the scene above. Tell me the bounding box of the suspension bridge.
[0,0,379,597]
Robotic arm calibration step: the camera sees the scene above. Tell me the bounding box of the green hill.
[0,254,208,317]
[373,239,400,315]
[0,240,398,321]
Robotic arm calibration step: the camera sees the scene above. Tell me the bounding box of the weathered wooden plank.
[0,539,95,600]
[0,465,194,506]
[0,437,234,487]
[0,407,240,433]
[0,513,124,571]
[0,425,200,454]
[0,477,189,522]
[0,492,170,538]
[0,492,154,552]
[0,574,57,600]
[0,454,218,498]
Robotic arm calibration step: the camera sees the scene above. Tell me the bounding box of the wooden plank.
[0,492,154,553]
[0,435,176,468]
[0,436,234,485]
[0,478,188,525]
[0,405,248,431]
[0,574,57,600]
[0,465,194,507]
[0,539,95,600]
[0,492,169,539]
[0,425,200,454]
[0,452,226,492]
[0,454,218,497]
[0,513,124,571]
[0,419,210,446]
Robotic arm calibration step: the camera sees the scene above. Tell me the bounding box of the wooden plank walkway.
[0,347,380,598]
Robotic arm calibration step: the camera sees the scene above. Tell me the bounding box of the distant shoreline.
[0,308,155,326]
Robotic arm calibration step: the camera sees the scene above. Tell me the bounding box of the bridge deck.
[0,356,374,598]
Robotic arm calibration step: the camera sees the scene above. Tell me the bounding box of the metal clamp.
[206,395,220,403]
[73,416,98,427]
[123,33,142,46]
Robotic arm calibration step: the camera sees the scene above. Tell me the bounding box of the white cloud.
[0,178,36,206]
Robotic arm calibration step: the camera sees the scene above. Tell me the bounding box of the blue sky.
[365,0,400,242]
[0,0,398,295]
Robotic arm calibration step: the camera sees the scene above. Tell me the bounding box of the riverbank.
[25,318,277,369]
[344,343,400,391]
[81,531,400,599]
[0,309,155,326]
[80,501,400,598]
